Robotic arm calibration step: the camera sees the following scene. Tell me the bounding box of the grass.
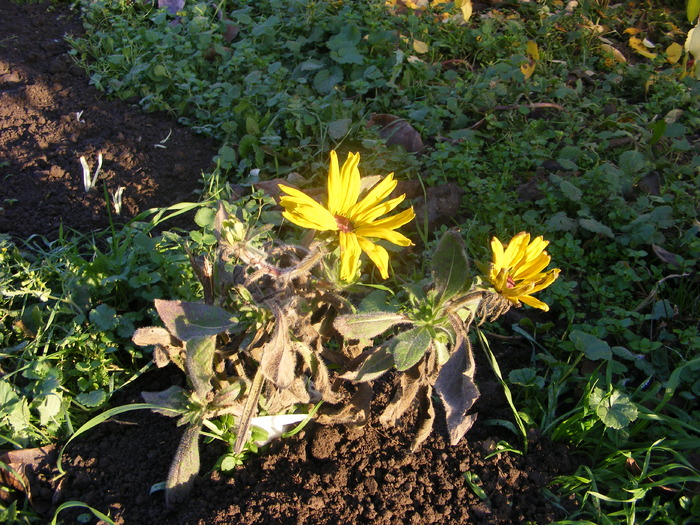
[2,0,699,523]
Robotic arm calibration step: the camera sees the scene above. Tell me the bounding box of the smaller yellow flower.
[487,232,560,312]
[278,151,415,281]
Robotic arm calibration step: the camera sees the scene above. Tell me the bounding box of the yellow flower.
[487,232,560,311]
[278,151,415,281]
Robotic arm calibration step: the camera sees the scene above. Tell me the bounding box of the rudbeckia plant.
[131,151,561,504]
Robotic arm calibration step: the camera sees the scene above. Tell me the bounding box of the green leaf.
[75,389,108,408]
[217,144,237,169]
[431,229,470,304]
[559,180,582,202]
[578,217,614,238]
[89,304,118,332]
[155,300,238,341]
[508,368,545,388]
[328,118,352,140]
[589,387,638,430]
[333,312,410,339]
[347,345,394,382]
[185,336,217,400]
[688,0,700,23]
[141,386,189,417]
[618,150,646,175]
[570,330,612,360]
[392,327,433,371]
[314,67,343,94]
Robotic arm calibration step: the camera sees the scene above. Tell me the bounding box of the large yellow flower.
[487,232,560,311]
[278,151,415,281]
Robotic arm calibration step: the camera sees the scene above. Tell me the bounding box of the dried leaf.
[599,43,627,63]
[0,446,56,505]
[367,114,424,152]
[165,423,201,507]
[629,37,658,59]
[434,337,480,445]
[379,368,422,427]
[333,312,410,339]
[413,39,429,54]
[456,0,472,22]
[651,244,683,269]
[410,385,436,451]
[260,310,295,389]
[158,0,186,15]
[132,326,173,347]
[316,383,373,426]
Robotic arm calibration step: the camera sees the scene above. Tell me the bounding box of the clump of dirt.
[0,0,219,240]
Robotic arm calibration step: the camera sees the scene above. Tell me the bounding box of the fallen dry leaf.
[367,114,425,152]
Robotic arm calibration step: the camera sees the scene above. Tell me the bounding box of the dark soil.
[0,0,218,240]
[2,2,579,524]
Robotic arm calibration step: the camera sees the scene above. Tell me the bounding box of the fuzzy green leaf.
[346,345,395,382]
[165,423,202,507]
[155,300,238,341]
[141,386,190,417]
[431,229,470,304]
[333,312,409,340]
[392,327,433,372]
[185,336,217,400]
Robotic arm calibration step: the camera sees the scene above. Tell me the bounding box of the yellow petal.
[353,194,406,225]
[518,294,550,311]
[348,173,398,219]
[364,207,416,230]
[358,237,390,279]
[503,232,530,267]
[356,227,413,247]
[337,152,362,214]
[490,236,506,268]
[339,232,362,281]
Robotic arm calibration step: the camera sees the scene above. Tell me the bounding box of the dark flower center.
[335,215,353,233]
[506,275,516,288]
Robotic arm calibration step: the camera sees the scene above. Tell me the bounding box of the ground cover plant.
[1,0,699,523]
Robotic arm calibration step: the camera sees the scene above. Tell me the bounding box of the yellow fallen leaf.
[600,43,627,63]
[624,27,643,35]
[665,42,683,64]
[413,39,429,54]
[629,36,658,59]
[520,61,536,79]
[431,0,451,7]
[455,0,473,22]
[526,40,540,61]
